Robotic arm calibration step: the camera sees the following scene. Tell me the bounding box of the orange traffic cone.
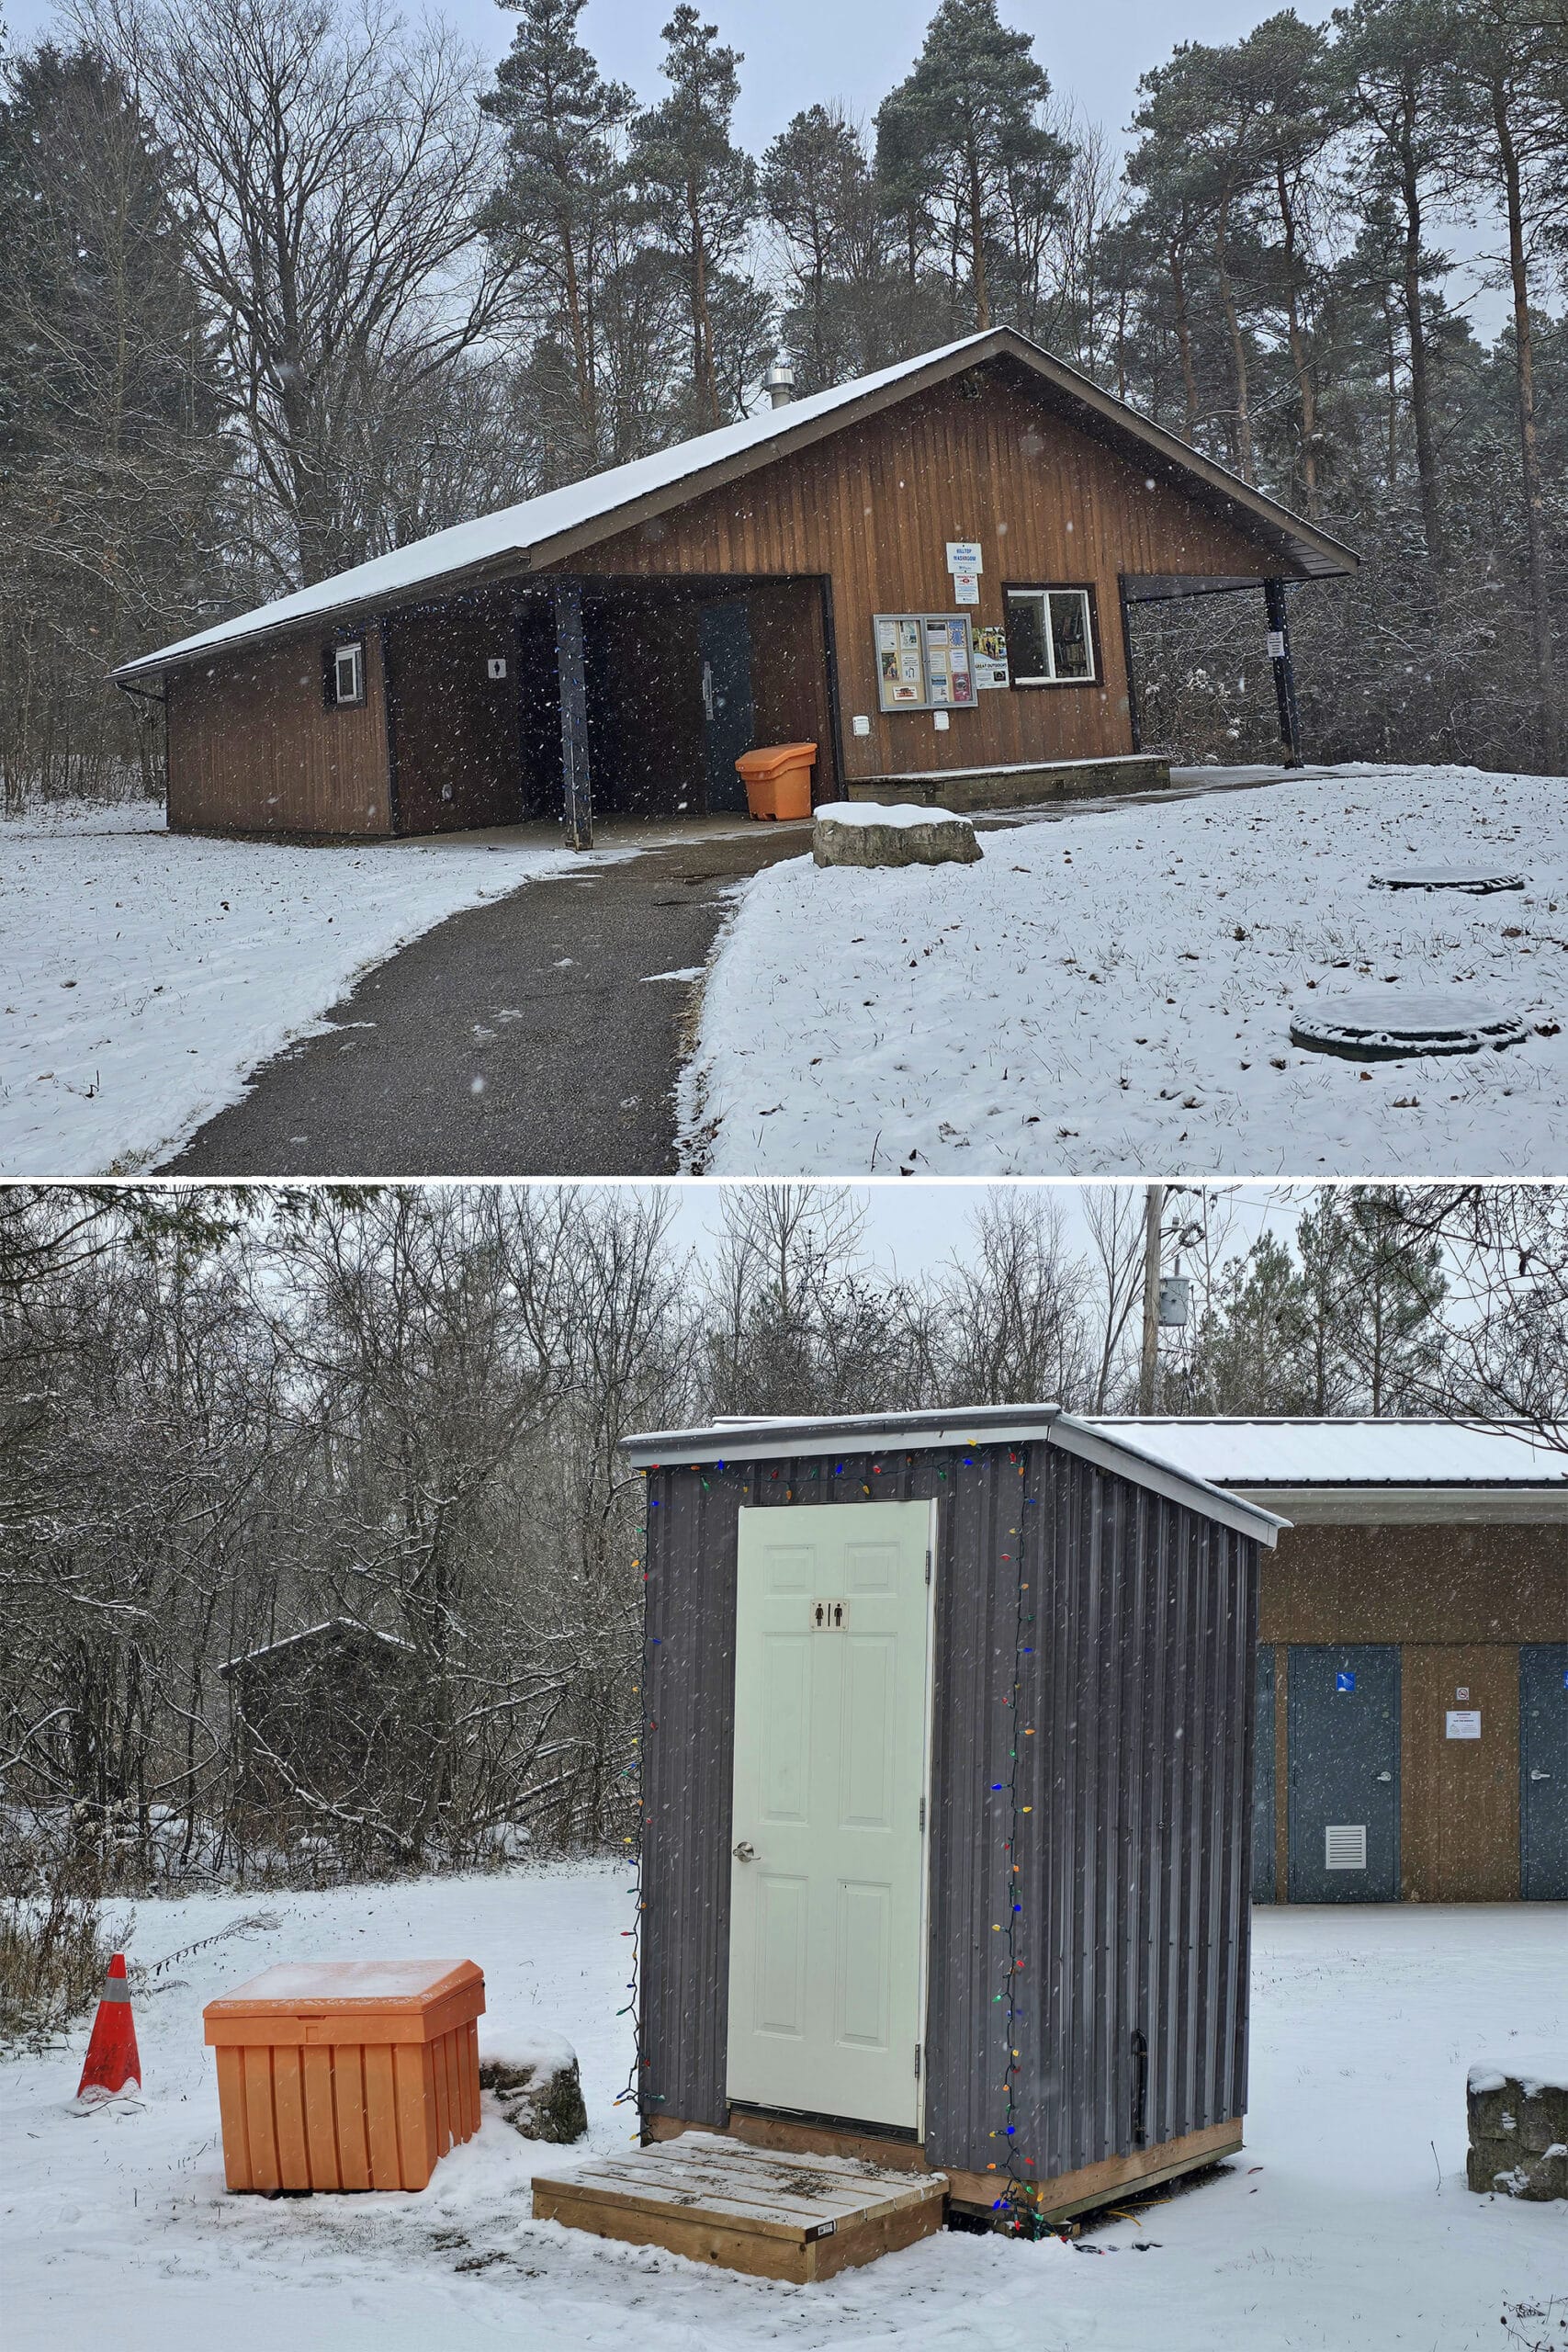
[75,1952,141,2101]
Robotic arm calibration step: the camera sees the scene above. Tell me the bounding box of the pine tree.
[481,0,639,476]
[874,0,1066,334]
[630,6,761,429]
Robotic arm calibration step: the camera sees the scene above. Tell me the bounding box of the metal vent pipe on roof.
[763,359,795,408]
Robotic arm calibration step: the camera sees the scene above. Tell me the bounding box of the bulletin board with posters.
[873,614,976,713]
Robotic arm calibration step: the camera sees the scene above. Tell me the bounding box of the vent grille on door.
[1325,1823,1368,1871]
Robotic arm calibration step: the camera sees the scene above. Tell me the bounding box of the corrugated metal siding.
[638,1438,1257,2183]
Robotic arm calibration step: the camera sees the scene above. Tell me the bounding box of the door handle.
[733,1841,756,1862]
[702,662,715,721]
[1529,1770,1552,1781]
[1373,1770,1393,1782]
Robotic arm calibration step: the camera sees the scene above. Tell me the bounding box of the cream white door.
[727,1501,934,2129]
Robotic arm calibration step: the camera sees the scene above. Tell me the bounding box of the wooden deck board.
[533,2131,948,2282]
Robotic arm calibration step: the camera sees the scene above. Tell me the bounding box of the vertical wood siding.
[565,362,1289,787]
[637,1439,1258,2179]
[383,594,523,834]
[166,629,390,836]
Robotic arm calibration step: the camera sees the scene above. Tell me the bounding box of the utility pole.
[1139,1183,1166,1413]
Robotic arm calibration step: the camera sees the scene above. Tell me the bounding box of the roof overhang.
[1239,1485,1568,1528]
[620,1403,1286,1545]
[115,326,1357,684]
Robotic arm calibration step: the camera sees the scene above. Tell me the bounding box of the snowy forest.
[0,0,1564,808]
[3,1180,1563,1904]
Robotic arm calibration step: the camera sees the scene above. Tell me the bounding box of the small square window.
[332,639,365,707]
[1004,588,1096,685]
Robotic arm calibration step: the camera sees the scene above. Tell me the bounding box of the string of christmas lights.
[991,1446,1051,2238]
[613,1476,650,2130]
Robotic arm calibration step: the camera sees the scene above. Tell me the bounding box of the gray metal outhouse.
[619,1404,1286,2225]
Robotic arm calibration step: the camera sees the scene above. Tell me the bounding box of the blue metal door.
[699,599,754,812]
[1520,1645,1568,1900]
[1287,1645,1400,1902]
[1253,1644,1277,1902]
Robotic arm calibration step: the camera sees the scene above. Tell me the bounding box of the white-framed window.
[1004,587,1096,685]
[332,639,365,707]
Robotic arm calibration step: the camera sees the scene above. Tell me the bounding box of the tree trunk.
[1214,198,1254,482]
[967,142,990,331]
[1493,79,1559,772]
[1276,163,1319,514]
[1169,243,1199,443]
[1396,107,1445,569]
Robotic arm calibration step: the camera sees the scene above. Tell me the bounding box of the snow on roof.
[219,1617,414,1676]
[1082,1419,1567,1488]
[116,327,1357,680]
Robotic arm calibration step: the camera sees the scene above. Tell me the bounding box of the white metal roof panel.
[1082,1419,1566,1487]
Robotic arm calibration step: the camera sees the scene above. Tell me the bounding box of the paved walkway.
[161,825,807,1176]
[161,768,1323,1178]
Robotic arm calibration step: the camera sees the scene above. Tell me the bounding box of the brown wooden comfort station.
[1089,1420,1568,1906]
[114,329,1356,845]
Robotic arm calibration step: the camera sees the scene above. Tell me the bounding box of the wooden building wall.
[561,360,1289,788]
[1260,1519,1566,1904]
[166,629,391,837]
[1258,1521,1567,1645]
[384,594,523,834]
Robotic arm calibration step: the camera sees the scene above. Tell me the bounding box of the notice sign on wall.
[946,541,982,608]
[1446,1709,1482,1739]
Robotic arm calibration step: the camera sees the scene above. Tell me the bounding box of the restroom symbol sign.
[1336,1670,1357,1693]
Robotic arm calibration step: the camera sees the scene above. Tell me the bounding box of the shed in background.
[620,1405,1285,2223]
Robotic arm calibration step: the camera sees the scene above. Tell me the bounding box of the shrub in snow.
[813,801,981,870]
[479,2030,586,2143]
[1467,2062,1568,2200]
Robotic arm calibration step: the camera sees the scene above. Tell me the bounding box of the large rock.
[479,2032,588,2144]
[1467,2062,1568,2199]
[813,800,981,870]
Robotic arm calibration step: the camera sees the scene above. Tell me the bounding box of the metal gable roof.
[1081,1418,1568,1488]
[115,325,1358,681]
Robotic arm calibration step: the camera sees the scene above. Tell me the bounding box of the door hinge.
[919,1795,927,1833]
[914,2042,921,2081]
[925,1548,932,1585]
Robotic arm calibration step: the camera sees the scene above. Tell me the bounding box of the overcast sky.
[7,0,1339,136]
[6,0,1506,328]
[655,1178,1314,1282]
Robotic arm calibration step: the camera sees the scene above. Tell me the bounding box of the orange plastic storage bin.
[204,1957,484,2193]
[735,741,816,820]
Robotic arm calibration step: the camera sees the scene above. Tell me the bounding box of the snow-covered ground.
[0,801,617,1175]
[2,1871,1562,2351]
[679,764,1568,1175]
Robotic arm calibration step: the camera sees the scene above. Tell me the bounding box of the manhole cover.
[1290,989,1529,1060]
[1369,867,1525,894]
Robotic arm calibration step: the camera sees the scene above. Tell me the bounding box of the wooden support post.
[1264,577,1302,769]
[1117,576,1143,754]
[553,577,592,849]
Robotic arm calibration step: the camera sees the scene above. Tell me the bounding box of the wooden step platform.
[532,2130,948,2283]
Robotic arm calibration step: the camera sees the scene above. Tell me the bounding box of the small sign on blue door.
[1336,1670,1357,1693]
